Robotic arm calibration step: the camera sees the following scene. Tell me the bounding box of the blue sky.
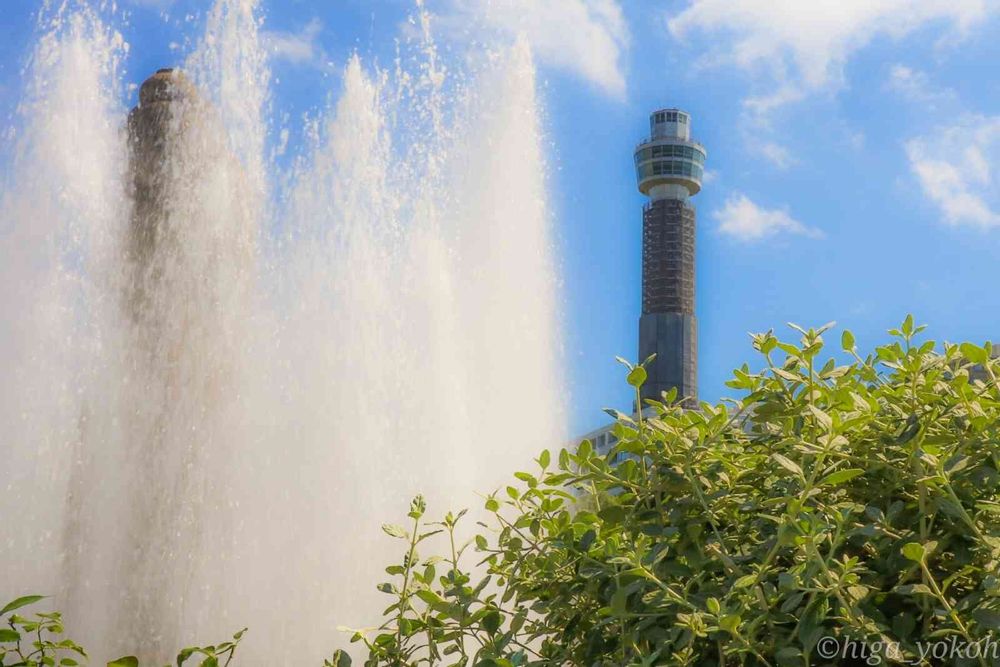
[2,1,1000,434]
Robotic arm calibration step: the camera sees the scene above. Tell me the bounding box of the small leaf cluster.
[1,596,86,667]
[346,318,1000,666]
[340,495,536,666]
[1,597,244,667]
[107,627,246,667]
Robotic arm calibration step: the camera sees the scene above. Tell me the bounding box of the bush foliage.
[0,595,245,667]
[6,319,1000,666]
[345,319,1000,666]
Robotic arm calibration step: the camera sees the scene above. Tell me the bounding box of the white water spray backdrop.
[0,1,565,663]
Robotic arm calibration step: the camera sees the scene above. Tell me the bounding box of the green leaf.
[558,448,570,470]
[819,468,864,486]
[773,367,801,382]
[482,610,502,635]
[961,342,988,365]
[892,613,916,638]
[513,471,537,486]
[0,596,46,616]
[776,646,803,666]
[945,456,970,475]
[973,609,1000,630]
[610,586,629,616]
[902,314,915,337]
[107,658,139,667]
[0,629,19,642]
[706,597,721,615]
[415,589,446,606]
[976,502,1000,515]
[901,542,925,562]
[847,585,869,602]
[381,524,408,539]
[807,405,833,429]
[329,649,353,667]
[841,330,855,351]
[896,584,933,596]
[719,614,741,635]
[614,356,633,370]
[408,495,426,519]
[537,449,550,469]
[627,366,647,388]
[771,453,802,477]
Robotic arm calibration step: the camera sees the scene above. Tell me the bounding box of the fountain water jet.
[0,2,565,664]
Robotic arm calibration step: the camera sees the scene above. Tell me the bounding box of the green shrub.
[0,595,245,667]
[344,318,1000,666]
[6,318,1000,666]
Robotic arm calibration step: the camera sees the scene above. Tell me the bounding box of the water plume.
[0,2,564,663]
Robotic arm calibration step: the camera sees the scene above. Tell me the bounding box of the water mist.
[0,1,565,664]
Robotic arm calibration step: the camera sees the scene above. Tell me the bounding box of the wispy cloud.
[906,115,1000,228]
[756,141,797,169]
[438,0,629,99]
[667,0,995,114]
[261,18,327,68]
[715,193,823,241]
[886,64,957,109]
[126,0,174,7]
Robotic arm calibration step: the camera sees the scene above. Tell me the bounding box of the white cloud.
[668,0,994,112]
[905,115,1000,228]
[715,194,824,241]
[886,64,957,108]
[261,18,326,67]
[439,0,628,98]
[757,141,797,169]
[846,130,866,151]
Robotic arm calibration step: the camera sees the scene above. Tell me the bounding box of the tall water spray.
[0,2,565,663]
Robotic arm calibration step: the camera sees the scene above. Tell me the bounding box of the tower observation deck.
[634,108,706,405]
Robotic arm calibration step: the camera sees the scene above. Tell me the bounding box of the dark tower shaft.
[633,109,706,405]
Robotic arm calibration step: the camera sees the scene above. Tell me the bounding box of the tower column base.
[638,312,697,406]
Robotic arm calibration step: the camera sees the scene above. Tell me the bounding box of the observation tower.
[633,108,706,406]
